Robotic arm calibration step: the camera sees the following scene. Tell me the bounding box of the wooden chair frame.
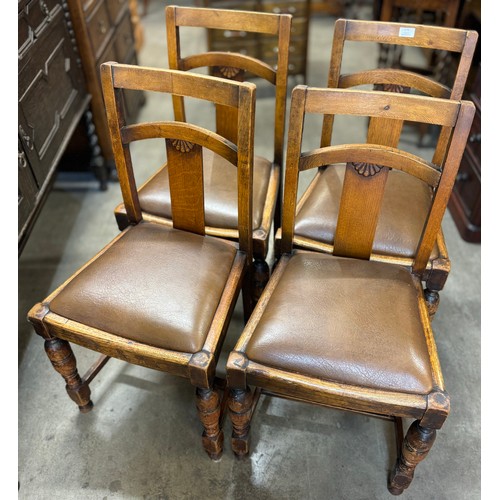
[28,63,257,460]
[227,86,474,493]
[113,5,292,311]
[275,18,477,318]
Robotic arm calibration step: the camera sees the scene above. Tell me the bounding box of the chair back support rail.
[101,62,256,262]
[281,86,475,275]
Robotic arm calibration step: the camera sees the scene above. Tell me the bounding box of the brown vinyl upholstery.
[49,222,237,353]
[295,166,439,260]
[246,252,433,394]
[138,150,272,230]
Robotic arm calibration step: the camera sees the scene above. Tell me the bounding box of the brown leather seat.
[246,252,433,394]
[49,222,238,353]
[138,150,272,231]
[295,166,439,260]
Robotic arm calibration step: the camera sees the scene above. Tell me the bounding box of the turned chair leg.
[228,387,253,458]
[388,420,437,495]
[252,258,270,306]
[424,288,440,320]
[195,387,224,460]
[44,337,93,413]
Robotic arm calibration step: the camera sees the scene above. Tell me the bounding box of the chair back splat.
[28,64,257,461]
[282,86,475,274]
[113,5,292,314]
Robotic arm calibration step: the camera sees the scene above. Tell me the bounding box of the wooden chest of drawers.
[18,0,90,253]
[448,65,481,242]
[65,0,145,182]
[201,0,311,81]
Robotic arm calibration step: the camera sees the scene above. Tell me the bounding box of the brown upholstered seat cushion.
[49,222,237,353]
[138,149,272,230]
[245,252,434,394]
[294,165,439,260]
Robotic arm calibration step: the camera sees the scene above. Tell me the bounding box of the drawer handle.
[18,151,28,169]
[19,125,33,151]
[456,172,469,182]
[288,6,297,13]
[99,21,107,34]
[273,7,282,13]
[469,133,481,143]
[224,30,247,38]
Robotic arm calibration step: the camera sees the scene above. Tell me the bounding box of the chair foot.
[228,387,253,457]
[424,288,440,320]
[44,338,93,411]
[196,387,224,460]
[388,420,436,495]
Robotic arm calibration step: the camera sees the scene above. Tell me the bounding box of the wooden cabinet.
[18,0,91,254]
[64,0,145,185]
[201,0,311,81]
[448,65,481,242]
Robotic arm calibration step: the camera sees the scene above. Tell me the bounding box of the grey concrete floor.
[18,2,481,499]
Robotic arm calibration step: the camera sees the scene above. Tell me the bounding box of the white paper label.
[399,27,416,38]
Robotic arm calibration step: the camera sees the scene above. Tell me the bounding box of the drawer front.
[204,0,257,9]
[453,148,481,221]
[18,0,62,55]
[465,109,481,167]
[261,36,306,60]
[210,28,258,46]
[96,37,119,87]
[261,0,309,17]
[87,0,113,59]
[114,13,135,62]
[18,7,88,186]
[18,140,39,234]
[121,53,146,122]
[291,16,308,37]
[211,39,260,58]
[106,0,128,25]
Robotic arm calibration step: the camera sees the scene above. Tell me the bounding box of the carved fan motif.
[349,161,383,177]
[170,139,195,153]
[217,66,241,79]
[374,83,410,94]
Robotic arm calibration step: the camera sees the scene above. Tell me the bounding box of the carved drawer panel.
[290,16,308,37]
[456,148,480,214]
[96,37,118,85]
[106,0,128,25]
[18,140,39,234]
[114,12,136,63]
[18,6,88,186]
[18,0,61,55]
[86,0,112,59]
[465,107,481,167]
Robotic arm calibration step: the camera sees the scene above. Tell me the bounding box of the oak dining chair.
[27,62,257,460]
[113,5,292,312]
[227,86,474,493]
[275,18,477,318]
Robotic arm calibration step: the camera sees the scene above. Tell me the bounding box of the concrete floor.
[18,2,481,499]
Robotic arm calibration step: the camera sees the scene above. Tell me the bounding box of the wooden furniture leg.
[388,420,437,495]
[44,337,93,413]
[228,387,254,457]
[195,387,224,460]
